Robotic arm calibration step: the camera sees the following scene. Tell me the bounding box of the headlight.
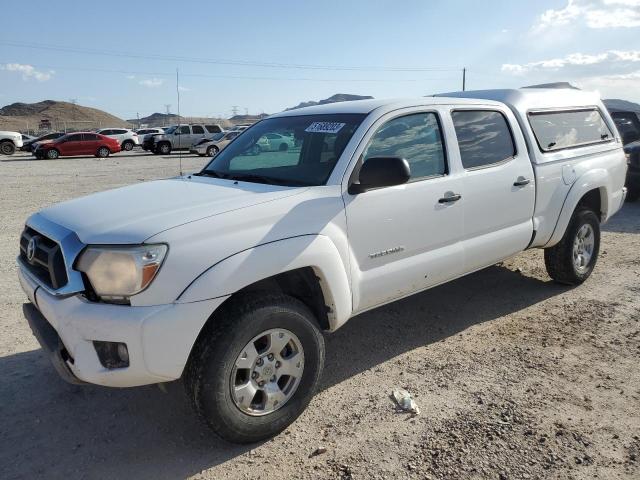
[76,244,167,302]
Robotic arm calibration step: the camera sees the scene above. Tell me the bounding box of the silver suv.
[143,124,224,155]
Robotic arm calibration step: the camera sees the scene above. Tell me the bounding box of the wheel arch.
[545,169,609,248]
[177,235,353,332]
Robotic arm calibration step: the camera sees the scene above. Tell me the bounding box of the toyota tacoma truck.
[18,89,627,443]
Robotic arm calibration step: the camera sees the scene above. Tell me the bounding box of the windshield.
[164,126,177,134]
[211,132,225,141]
[200,113,365,186]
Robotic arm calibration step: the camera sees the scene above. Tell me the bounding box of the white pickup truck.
[18,88,627,443]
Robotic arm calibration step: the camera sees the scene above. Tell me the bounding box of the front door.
[449,108,536,271]
[61,134,83,155]
[344,110,465,313]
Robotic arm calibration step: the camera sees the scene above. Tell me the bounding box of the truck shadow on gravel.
[0,266,570,479]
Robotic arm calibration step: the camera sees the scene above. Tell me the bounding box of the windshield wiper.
[194,170,227,179]
[226,173,283,185]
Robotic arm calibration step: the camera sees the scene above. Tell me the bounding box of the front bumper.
[18,265,226,387]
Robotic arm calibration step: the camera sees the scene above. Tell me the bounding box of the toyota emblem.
[26,236,38,262]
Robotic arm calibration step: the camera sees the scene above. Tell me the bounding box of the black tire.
[278,143,289,152]
[544,208,600,285]
[46,149,59,160]
[626,187,639,203]
[157,142,171,155]
[96,147,110,158]
[122,140,134,151]
[0,141,16,156]
[206,145,219,157]
[184,293,325,444]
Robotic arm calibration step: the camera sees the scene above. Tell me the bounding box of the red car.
[34,132,121,159]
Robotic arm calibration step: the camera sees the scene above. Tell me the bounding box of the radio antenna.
[176,68,183,177]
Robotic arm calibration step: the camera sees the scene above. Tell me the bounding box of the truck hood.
[36,176,307,244]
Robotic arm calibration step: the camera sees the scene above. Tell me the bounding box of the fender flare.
[177,235,353,330]
[545,168,609,247]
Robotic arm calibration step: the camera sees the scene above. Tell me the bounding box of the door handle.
[513,177,531,187]
[438,193,462,203]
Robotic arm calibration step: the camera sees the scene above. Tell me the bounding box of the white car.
[190,131,239,156]
[18,89,627,444]
[96,128,139,151]
[0,131,24,155]
[256,132,295,152]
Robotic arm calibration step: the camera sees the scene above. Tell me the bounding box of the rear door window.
[192,125,205,134]
[452,110,516,169]
[528,109,613,152]
[82,133,98,141]
[100,129,113,135]
[205,125,222,133]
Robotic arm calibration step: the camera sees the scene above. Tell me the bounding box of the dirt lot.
[1,151,639,480]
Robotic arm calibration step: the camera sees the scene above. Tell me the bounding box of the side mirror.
[349,157,411,194]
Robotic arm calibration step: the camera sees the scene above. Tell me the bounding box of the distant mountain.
[604,99,640,112]
[126,112,180,126]
[128,112,233,128]
[0,100,130,132]
[286,93,374,111]
[229,113,269,124]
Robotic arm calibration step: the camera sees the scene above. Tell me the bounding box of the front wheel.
[185,294,325,444]
[206,145,219,157]
[157,142,171,155]
[544,208,600,285]
[122,140,134,151]
[46,149,59,159]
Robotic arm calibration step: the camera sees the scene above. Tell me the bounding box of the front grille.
[19,227,68,289]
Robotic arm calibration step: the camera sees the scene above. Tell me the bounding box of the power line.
[0,61,463,83]
[0,41,462,73]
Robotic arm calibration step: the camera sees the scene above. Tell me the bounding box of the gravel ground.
[1,151,639,480]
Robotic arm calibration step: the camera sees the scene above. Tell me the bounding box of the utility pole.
[231,105,239,117]
[136,112,140,129]
[462,68,466,92]
[164,104,171,115]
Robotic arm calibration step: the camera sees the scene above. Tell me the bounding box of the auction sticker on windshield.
[305,122,346,134]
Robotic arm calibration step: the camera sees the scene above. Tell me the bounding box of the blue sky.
[1,0,639,119]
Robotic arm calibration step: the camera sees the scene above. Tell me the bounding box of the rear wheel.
[122,140,134,151]
[206,145,219,157]
[544,208,600,285]
[0,141,16,156]
[185,294,325,444]
[96,147,110,158]
[46,149,59,160]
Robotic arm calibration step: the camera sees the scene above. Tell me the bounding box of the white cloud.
[139,78,164,87]
[1,63,54,81]
[534,0,640,30]
[502,50,640,75]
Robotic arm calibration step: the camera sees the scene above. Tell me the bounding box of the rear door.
[80,133,100,155]
[449,107,535,272]
[190,125,206,146]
